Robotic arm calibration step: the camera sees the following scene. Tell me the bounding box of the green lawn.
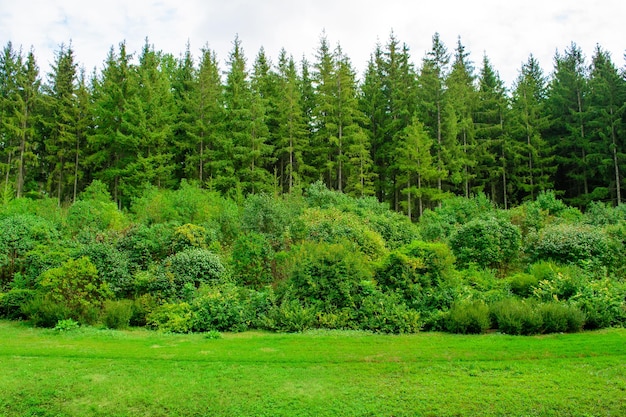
[0,321,624,416]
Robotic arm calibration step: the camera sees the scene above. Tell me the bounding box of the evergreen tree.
[88,42,139,207]
[588,46,626,205]
[193,46,226,187]
[223,36,272,197]
[417,33,453,195]
[474,54,510,206]
[446,37,477,197]
[43,44,80,204]
[509,55,553,202]
[395,116,439,218]
[275,51,308,193]
[547,43,592,204]
[359,45,387,199]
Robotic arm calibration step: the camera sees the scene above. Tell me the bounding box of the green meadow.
[0,321,624,417]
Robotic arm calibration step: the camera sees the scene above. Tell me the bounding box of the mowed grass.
[0,321,624,417]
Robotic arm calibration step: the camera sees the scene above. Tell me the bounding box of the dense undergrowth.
[1,180,625,334]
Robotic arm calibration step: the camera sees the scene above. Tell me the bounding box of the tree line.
[1,32,625,215]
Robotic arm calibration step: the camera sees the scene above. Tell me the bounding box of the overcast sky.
[1,0,625,87]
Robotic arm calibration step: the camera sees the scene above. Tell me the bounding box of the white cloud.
[0,0,624,86]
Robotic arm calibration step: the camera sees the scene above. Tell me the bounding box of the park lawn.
[0,321,624,416]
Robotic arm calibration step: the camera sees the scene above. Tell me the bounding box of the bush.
[156,248,226,300]
[117,223,175,271]
[231,232,274,288]
[0,288,37,319]
[530,262,587,302]
[490,298,543,335]
[21,295,71,328]
[538,302,585,333]
[191,284,257,332]
[509,273,539,298]
[103,299,134,329]
[0,214,60,288]
[171,223,215,252]
[574,278,626,329]
[418,194,494,241]
[376,241,456,294]
[526,223,611,268]
[357,290,421,334]
[263,298,318,333]
[67,180,126,234]
[39,257,113,321]
[54,318,80,332]
[449,215,521,270]
[146,302,193,333]
[77,243,132,298]
[241,193,303,249]
[446,301,491,334]
[287,241,373,312]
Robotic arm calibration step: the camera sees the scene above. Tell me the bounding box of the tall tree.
[446,37,477,197]
[417,33,453,195]
[88,42,139,207]
[547,43,592,204]
[509,55,553,202]
[588,46,626,205]
[44,44,79,204]
[395,116,439,218]
[275,50,308,193]
[223,36,272,197]
[474,54,510,206]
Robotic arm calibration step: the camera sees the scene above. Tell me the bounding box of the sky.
[1,0,625,87]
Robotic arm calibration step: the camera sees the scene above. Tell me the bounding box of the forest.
[0,33,625,334]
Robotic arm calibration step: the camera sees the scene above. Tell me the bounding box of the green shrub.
[0,288,37,319]
[302,207,388,260]
[155,248,226,300]
[0,214,60,289]
[191,284,256,332]
[54,318,80,332]
[103,299,134,329]
[509,273,539,298]
[39,257,113,321]
[357,290,421,334]
[21,295,71,328]
[263,298,318,333]
[530,262,587,302]
[171,223,215,252]
[376,241,456,295]
[241,193,303,248]
[574,278,626,329]
[526,223,611,267]
[490,298,543,335]
[117,223,175,272]
[538,302,585,333]
[231,232,274,288]
[446,301,491,334]
[129,294,159,327]
[287,241,373,312]
[77,243,132,298]
[449,215,521,270]
[418,193,494,241]
[67,180,126,234]
[146,302,193,333]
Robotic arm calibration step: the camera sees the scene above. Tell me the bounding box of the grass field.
[0,321,624,416]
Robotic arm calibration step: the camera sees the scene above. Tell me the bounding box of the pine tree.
[223,36,272,197]
[509,55,553,202]
[417,33,453,195]
[275,51,308,193]
[588,46,626,205]
[474,54,510,206]
[359,45,387,199]
[193,46,225,187]
[446,37,477,197]
[44,43,79,204]
[395,117,439,218]
[547,43,592,204]
[88,42,139,207]
[133,40,177,190]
